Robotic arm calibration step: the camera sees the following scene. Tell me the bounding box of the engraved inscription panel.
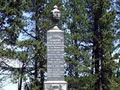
[47,31,64,81]
[44,83,67,90]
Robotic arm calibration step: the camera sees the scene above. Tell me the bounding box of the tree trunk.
[40,70,44,90]
[18,64,24,90]
[93,14,102,90]
[18,76,23,90]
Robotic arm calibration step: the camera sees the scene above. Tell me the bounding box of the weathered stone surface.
[44,81,67,90]
[47,26,65,81]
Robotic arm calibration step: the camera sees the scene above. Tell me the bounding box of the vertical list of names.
[47,32,64,81]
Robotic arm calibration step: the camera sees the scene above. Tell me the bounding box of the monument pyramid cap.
[48,26,63,32]
[53,26,60,30]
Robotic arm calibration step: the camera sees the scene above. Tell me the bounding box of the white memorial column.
[44,5,67,90]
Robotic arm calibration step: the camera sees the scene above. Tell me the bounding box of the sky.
[3,82,18,90]
[0,58,23,90]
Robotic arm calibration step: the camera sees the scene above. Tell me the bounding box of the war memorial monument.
[44,5,67,90]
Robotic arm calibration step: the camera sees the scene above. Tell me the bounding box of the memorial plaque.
[47,29,64,81]
[44,81,67,90]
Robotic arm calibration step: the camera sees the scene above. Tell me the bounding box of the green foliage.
[0,0,120,90]
[66,75,96,90]
[0,0,24,45]
[62,0,93,89]
[88,0,116,90]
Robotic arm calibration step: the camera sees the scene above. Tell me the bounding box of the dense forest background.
[0,0,120,90]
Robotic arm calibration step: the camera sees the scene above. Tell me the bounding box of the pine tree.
[0,0,117,90]
[0,0,26,90]
[0,0,24,45]
[86,0,116,89]
[62,0,92,89]
[16,0,63,90]
[0,0,25,59]
[17,0,47,89]
[112,0,120,89]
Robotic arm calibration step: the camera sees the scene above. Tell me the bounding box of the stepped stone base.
[44,81,67,90]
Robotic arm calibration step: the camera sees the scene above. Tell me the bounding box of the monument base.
[44,81,67,90]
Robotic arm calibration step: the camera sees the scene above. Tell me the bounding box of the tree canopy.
[0,0,120,90]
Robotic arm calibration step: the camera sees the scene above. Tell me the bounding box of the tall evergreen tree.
[86,0,116,89]
[18,0,47,89]
[0,0,27,90]
[0,0,118,90]
[112,0,120,89]
[17,0,62,90]
[62,0,92,89]
[0,0,24,45]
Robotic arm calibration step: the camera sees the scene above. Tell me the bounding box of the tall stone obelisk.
[44,5,67,90]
